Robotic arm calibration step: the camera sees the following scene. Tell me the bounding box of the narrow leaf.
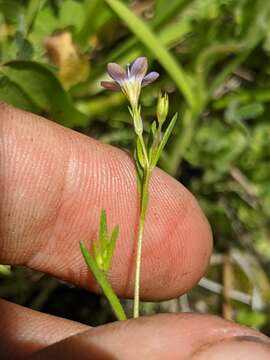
[147,121,157,164]
[104,224,119,272]
[151,113,177,169]
[99,209,109,255]
[106,0,189,62]
[92,241,99,262]
[80,241,127,321]
[109,224,119,259]
[25,0,45,35]
[76,0,112,49]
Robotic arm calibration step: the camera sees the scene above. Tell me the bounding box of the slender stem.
[133,167,151,318]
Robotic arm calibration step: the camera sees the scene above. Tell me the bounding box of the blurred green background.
[1,0,270,334]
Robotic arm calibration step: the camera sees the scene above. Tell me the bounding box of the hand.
[1,103,269,359]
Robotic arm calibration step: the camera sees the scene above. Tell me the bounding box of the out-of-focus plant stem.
[223,252,234,320]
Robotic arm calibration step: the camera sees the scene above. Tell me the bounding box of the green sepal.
[147,121,157,164]
[151,120,157,135]
[150,113,177,169]
[136,137,146,169]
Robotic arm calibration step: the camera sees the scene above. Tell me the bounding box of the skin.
[0,102,270,359]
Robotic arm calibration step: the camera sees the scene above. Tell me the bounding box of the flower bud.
[156,92,169,125]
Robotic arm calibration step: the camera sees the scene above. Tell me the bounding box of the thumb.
[26,314,270,360]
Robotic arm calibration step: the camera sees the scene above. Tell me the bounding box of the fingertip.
[27,314,270,360]
[1,104,212,300]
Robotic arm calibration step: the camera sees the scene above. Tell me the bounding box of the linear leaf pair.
[80,210,126,321]
[149,113,178,171]
[80,241,126,321]
[92,209,119,273]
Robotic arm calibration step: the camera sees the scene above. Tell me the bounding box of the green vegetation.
[1,0,270,333]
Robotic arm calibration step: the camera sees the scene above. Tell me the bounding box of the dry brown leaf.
[44,32,90,89]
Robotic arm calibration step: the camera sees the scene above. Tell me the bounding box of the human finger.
[0,103,212,299]
[0,299,89,359]
[26,313,270,360]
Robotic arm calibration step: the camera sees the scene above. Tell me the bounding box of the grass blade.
[25,0,45,35]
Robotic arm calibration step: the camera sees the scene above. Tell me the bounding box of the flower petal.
[142,71,159,87]
[130,57,148,79]
[107,63,126,82]
[101,81,121,91]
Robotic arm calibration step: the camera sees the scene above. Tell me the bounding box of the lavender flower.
[101,57,159,108]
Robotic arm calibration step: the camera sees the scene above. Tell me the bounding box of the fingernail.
[193,335,270,359]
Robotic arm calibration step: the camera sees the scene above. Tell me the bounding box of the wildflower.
[101,57,159,108]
